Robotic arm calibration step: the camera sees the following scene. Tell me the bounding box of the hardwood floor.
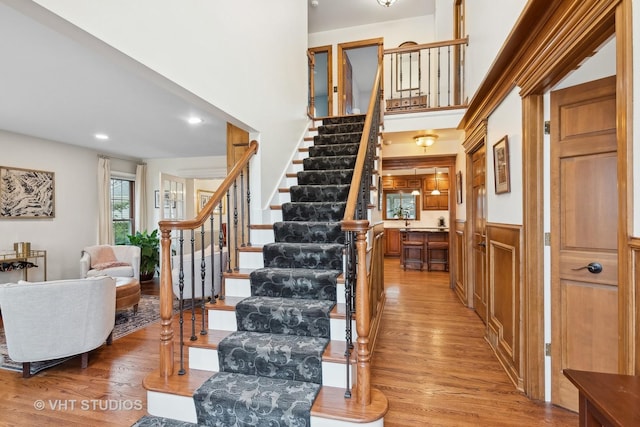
[0,266,578,426]
[374,258,577,426]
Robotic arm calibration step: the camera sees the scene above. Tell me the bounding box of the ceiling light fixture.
[411,169,420,195]
[187,116,203,125]
[414,133,438,152]
[432,168,441,195]
[377,0,398,7]
[94,133,109,141]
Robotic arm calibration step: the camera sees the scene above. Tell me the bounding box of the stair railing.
[157,141,258,378]
[341,59,385,406]
[383,37,468,113]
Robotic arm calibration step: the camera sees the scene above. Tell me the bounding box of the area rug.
[0,294,178,375]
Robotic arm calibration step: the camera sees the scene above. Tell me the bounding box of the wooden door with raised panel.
[550,76,618,411]
[471,145,487,323]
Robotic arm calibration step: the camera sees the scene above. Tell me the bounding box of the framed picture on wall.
[493,136,511,194]
[0,166,55,218]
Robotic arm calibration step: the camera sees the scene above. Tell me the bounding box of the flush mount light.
[187,116,204,125]
[94,133,109,141]
[414,133,438,152]
[377,0,398,6]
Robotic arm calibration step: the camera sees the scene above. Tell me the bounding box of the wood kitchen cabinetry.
[384,228,401,257]
[422,172,449,210]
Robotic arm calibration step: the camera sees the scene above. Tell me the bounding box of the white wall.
[464,0,528,102]
[145,156,227,231]
[486,89,523,225]
[34,0,309,212]
[0,131,101,280]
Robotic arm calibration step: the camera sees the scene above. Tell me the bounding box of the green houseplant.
[127,229,160,282]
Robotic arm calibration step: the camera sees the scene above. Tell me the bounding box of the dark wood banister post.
[343,219,371,405]
[159,227,174,377]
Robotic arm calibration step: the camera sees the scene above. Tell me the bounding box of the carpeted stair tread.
[236,296,335,338]
[217,331,329,384]
[317,122,365,135]
[321,115,365,125]
[250,267,340,301]
[302,155,356,170]
[282,201,346,222]
[273,221,344,244]
[296,169,353,185]
[262,242,344,270]
[193,372,320,427]
[131,415,197,427]
[289,184,350,203]
[314,132,363,145]
[309,143,359,157]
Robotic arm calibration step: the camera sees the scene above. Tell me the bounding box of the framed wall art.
[456,171,463,204]
[0,166,55,218]
[197,189,226,215]
[492,136,511,194]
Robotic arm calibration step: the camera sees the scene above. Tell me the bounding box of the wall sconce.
[414,134,438,152]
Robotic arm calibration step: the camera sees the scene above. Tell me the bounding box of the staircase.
[137,114,386,426]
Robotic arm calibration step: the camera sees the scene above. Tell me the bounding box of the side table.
[0,250,47,281]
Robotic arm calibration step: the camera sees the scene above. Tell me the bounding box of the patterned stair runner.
[134,114,366,426]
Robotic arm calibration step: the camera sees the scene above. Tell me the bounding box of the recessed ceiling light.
[94,133,109,140]
[187,116,203,125]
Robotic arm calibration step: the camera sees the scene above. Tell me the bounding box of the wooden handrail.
[340,59,383,407]
[158,140,259,231]
[158,139,258,378]
[383,37,468,55]
[342,61,382,222]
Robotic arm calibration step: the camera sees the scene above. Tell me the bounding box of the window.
[111,178,135,244]
[383,191,420,221]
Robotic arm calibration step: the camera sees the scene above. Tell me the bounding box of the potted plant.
[127,229,160,282]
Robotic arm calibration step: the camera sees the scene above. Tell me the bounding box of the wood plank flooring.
[0,262,578,426]
[374,258,577,426]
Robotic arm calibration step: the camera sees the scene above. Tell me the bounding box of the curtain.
[98,157,114,244]
[135,164,147,232]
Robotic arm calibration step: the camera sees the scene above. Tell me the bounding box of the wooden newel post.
[353,223,371,406]
[159,227,174,377]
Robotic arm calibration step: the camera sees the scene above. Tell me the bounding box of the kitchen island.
[395,228,449,271]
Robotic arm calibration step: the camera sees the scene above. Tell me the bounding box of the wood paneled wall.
[486,223,523,390]
[454,220,467,304]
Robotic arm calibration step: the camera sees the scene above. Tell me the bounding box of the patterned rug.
[0,294,176,375]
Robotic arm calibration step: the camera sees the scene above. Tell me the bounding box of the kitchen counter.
[399,227,449,232]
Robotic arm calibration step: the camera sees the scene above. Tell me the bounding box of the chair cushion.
[87,265,134,277]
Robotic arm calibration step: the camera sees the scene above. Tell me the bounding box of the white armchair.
[80,245,140,279]
[0,276,116,377]
[171,245,228,300]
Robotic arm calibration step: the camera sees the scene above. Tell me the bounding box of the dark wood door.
[471,145,487,323]
[550,76,618,411]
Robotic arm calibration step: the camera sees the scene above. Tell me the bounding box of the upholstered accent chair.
[80,245,140,279]
[0,276,116,377]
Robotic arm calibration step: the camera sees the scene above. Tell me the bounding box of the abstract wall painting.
[0,166,55,218]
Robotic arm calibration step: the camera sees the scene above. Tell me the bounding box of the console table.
[563,368,640,426]
[0,250,47,281]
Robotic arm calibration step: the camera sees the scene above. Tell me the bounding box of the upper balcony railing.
[383,37,468,114]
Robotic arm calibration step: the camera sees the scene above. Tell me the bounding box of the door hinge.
[544,232,551,246]
[544,121,550,135]
[545,343,551,356]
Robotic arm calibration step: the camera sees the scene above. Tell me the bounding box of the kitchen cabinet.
[384,228,401,257]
